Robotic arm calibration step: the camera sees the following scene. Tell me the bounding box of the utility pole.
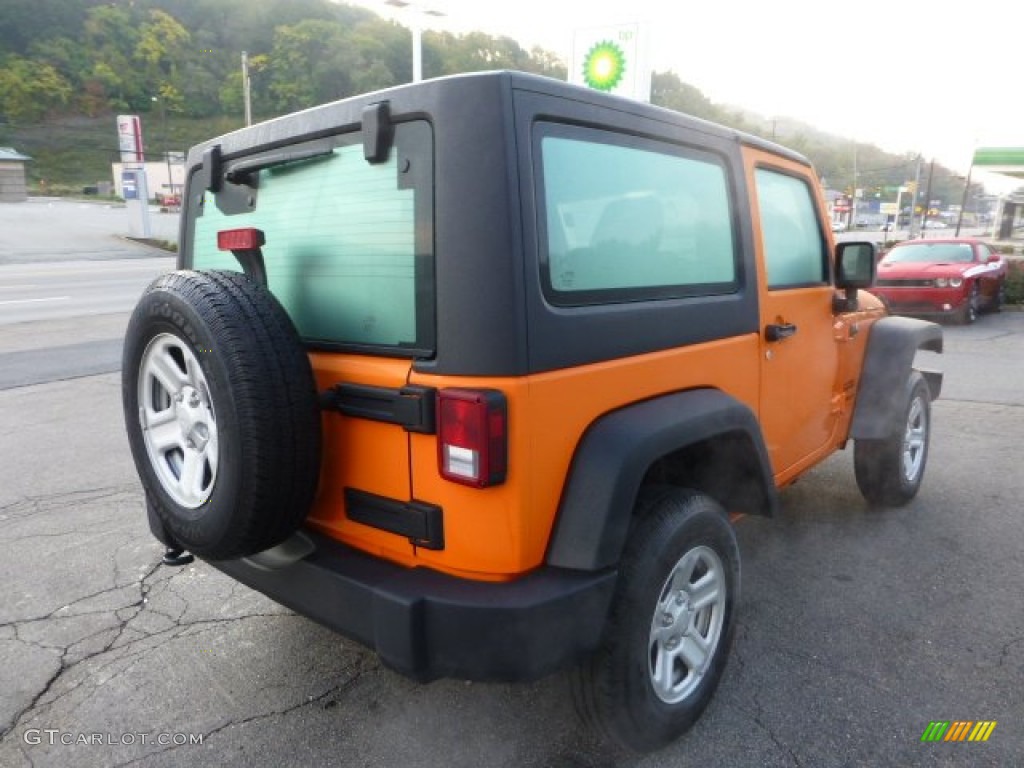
[907,155,923,238]
[955,161,974,236]
[242,51,252,127]
[848,143,859,230]
[920,159,935,237]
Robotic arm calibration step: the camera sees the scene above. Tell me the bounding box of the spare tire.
[122,270,321,560]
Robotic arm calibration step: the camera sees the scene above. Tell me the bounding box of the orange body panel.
[742,146,883,485]
[305,353,415,563]
[407,336,762,578]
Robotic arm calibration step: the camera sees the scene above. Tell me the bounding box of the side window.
[538,129,737,305]
[754,168,827,288]
[191,121,434,354]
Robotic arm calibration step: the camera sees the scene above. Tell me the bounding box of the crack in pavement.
[0,559,164,741]
[6,558,300,745]
[108,656,380,768]
[728,626,804,768]
[750,687,804,768]
[0,485,138,522]
[997,636,1023,668]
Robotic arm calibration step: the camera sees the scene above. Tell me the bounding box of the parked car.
[831,219,848,232]
[120,71,943,752]
[923,219,948,229]
[873,238,1007,323]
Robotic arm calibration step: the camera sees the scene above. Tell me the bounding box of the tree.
[528,46,567,80]
[1,0,96,54]
[427,31,534,77]
[0,55,72,122]
[268,20,368,111]
[81,5,145,110]
[651,71,716,118]
[135,10,191,75]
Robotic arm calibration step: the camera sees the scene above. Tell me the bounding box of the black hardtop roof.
[187,70,810,169]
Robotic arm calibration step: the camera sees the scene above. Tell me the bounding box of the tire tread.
[123,269,321,559]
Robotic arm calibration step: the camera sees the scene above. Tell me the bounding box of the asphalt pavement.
[0,201,1021,767]
[0,198,178,265]
[0,199,175,388]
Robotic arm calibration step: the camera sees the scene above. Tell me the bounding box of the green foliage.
[1005,259,1024,305]
[0,0,571,125]
[135,10,191,112]
[651,72,716,118]
[0,54,73,121]
[268,19,361,111]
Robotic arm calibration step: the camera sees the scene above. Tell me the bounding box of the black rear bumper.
[205,530,617,682]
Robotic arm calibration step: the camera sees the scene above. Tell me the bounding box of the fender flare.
[850,316,943,441]
[545,388,777,571]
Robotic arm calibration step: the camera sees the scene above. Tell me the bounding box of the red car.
[873,238,1007,324]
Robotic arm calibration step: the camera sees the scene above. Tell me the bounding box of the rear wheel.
[854,371,930,506]
[994,281,1006,313]
[572,489,739,752]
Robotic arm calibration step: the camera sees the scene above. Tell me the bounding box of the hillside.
[0,0,985,206]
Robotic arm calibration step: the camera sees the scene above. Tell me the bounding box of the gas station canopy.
[973,147,1024,179]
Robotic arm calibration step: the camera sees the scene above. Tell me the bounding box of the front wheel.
[854,371,931,506]
[572,489,739,752]
[954,283,979,324]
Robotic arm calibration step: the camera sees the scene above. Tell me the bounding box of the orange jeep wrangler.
[122,71,942,751]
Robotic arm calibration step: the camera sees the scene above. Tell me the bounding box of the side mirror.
[834,241,876,312]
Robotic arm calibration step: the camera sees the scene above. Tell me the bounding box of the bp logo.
[582,40,626,91]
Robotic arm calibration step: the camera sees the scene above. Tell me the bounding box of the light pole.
[241,51,253,126]
[893,185,906,232]
[150,96,173,199]
[955,161,974,237]
[384,0,446,82]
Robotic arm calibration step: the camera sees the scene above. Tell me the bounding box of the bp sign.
[570,24,651,102]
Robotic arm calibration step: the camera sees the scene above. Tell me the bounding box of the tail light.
[216,227,265,251]
[437,389,507,488]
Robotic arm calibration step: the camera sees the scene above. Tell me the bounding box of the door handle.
[765,323,798,342]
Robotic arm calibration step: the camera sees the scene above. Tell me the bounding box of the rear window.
[190,120,434,355]
[536,126,738,306]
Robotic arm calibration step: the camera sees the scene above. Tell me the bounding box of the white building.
[112,154,185,202]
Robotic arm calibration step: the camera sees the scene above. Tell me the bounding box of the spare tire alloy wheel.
[138,333,218,509]
[123,270,321,560]
[572,490,739,752]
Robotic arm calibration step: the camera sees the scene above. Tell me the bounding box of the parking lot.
[0,201,1021,767]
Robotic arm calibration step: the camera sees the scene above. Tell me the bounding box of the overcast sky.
[347,0,1022,192]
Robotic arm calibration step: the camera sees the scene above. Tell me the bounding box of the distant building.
[111,156,185,203]
[0,147,32,203]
